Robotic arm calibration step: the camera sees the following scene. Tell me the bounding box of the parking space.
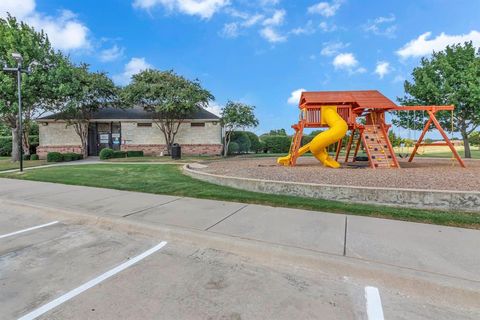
[1,199,479,319]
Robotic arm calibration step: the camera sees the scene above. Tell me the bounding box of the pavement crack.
[122,197,184,218]
[343,216,348,257]
[204,204,248,231]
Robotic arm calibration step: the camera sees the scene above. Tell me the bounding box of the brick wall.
[37,145,82,159]
[39,122,81,145]
[121,144,222,156]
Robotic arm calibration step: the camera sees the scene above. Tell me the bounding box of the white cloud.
[396,30,480,59]
[113,57,153,85]
[0,1,90,51]
[290,20,315,36]
[393,75,405,83]
[132,0,229,19]
[318,21,337,32]
[99,45,125,62]
[260,26,286,43]
[205,102,222,116]
[260,9,286,43]
[333,53,366,74]
[0,0,35,19]
[375,61,391,79]
[220,22,239,38]
[363,14,397,38]
[321,41,349,56]
[308,0,343,17]
[262,9,285,26]
[333,53,358,69]
[288,88,306,105]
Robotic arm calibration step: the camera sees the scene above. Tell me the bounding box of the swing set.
[280,90,466,169]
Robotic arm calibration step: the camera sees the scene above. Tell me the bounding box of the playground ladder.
[288,121,305,166]
[362,124,399,168]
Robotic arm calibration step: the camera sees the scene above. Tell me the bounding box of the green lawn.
[2,164,479,229]
[0,157,48,171]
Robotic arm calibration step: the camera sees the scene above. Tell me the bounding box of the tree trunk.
[23,129,30,156]
[461,130,471,158]
[11,125,20,162]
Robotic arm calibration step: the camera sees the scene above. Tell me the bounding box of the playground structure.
[277,90,466,169]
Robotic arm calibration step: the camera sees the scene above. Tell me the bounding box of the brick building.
[36,107,222,158]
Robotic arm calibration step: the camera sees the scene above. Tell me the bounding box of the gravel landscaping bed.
[198,157,480,192]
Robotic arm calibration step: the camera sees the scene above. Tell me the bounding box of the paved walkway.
[1,177,478,284]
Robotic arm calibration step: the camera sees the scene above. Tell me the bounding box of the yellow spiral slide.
[277,106,348,168]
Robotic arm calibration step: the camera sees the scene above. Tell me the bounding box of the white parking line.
[0,221,59,239]
[18,241,168,320]
[365,286,385,320]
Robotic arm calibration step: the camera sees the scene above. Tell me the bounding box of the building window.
[191,122,205,127]
[137,122,152,127]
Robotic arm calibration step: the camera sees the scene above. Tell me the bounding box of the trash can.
[171,143,181,160]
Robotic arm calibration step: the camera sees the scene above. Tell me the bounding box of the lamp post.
[2,53,38,172]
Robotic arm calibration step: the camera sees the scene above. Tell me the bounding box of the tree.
[122,70,213,153]
[394,42,480,158]
[220,101,259,157]
[0,15,62,161]
[470,131,480,147]
[268,129,287,136]
[57,64,118,158]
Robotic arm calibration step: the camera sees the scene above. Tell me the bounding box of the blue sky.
[1,0,480,137]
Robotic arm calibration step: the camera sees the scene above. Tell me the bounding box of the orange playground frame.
[286,90,465,169]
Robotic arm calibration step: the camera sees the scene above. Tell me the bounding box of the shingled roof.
[300,90,398,109]
[38,106,220,121]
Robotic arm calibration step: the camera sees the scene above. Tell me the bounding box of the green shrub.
[62,152,79,162]
[99,148,115,160]
[0,136,12,156]
[230,131,251,153]
[261,135,291,153]
[113,151,127,158]
[30,154,39,160]
[227,142,239,155]
[47,152,63,162]
[22,154,30,161]
[244,131,261,153]
[126,150,144,157]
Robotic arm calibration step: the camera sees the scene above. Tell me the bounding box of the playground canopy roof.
[300,90,398,109]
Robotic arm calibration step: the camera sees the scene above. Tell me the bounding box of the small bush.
[127,150,144,157]
[0,136,12,156]
[244,131,261,153]
[30,154,39,160]
[113,151,127,158]
[227,142,239,155]
[47,152,63,162]
[99,148,115,160]
[22,154,30,160]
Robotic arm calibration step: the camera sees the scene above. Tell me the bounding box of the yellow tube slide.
[277,107,348,168]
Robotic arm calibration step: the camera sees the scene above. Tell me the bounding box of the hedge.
[47,152,83,162]
[30,154,39,160]
[261,135,292,153]
[227,142,239,155]
[126,150,144,157]
[113,151,127,158]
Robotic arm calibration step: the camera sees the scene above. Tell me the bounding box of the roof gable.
[300,90,398,109]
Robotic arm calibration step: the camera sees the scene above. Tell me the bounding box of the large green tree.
[220,101,259,157]
[57,64,118,158]
[394,42,480,158]
[0,15,68,160]
[122,69,214,153]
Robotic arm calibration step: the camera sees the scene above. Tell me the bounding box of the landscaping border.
[183,164,480,213]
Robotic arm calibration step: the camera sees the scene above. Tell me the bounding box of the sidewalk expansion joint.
[122,197,184,218]
[343,216,348,257]
[204,204,249,231]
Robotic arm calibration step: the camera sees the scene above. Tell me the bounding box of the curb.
[183,164,480,213]
[2,198,479,309]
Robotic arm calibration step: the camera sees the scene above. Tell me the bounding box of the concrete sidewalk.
[0,177,479,284]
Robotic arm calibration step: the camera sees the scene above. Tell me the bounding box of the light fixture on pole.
[2,52,40,172]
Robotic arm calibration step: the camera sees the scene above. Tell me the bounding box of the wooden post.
[344,129,355,163]
[352,129,363,162]
[335,137,343,161]
[428,110,466,168]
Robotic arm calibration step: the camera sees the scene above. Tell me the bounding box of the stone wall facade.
[121,144,222,156]
[37,145,83,159]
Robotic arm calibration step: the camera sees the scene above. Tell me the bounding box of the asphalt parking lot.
[1,202,479,320]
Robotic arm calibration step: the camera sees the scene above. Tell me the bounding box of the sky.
[1,0,480,138]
